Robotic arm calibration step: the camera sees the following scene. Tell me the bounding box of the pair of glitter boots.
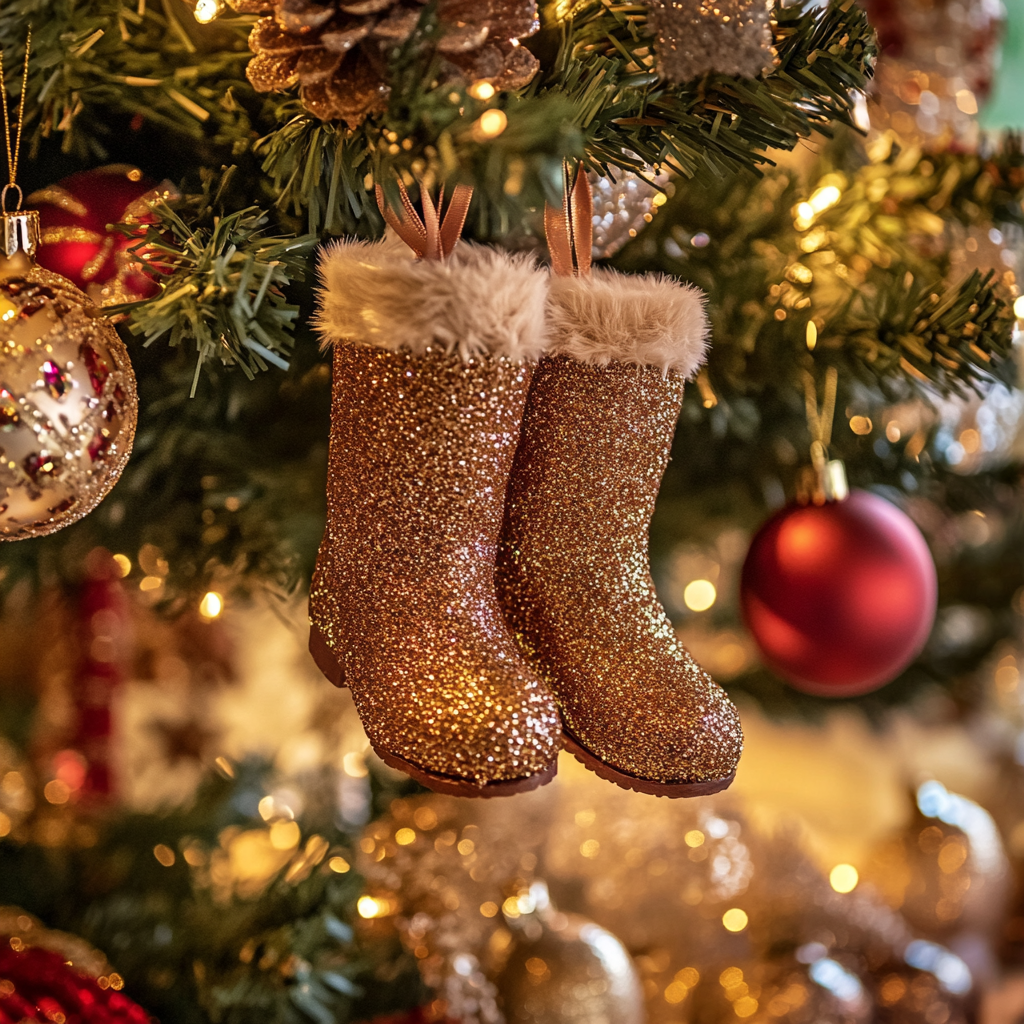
[307,232,743,798]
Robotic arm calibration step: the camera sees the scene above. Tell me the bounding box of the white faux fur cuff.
[314,235,549,361]
[547,268,709,377]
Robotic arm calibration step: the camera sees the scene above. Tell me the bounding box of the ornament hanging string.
[375,178,473,260]
[801,366,847,502]
[0,28,31,213]
[802,365,838,470]
[545,162,593,278]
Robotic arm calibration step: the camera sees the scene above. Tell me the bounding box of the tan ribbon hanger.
[545,162,593,279]
[800,365,847,503]
[375,179,474,261]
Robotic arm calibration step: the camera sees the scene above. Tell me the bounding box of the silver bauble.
[498,882,645,1024]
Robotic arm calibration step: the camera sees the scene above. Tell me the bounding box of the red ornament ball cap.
[740,490,937,696]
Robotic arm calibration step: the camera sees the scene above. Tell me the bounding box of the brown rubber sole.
[562,727,736,798]
[308,623,558,799]
[311,624,732,799]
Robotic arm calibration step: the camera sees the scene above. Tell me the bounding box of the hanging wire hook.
[0,183,22,214]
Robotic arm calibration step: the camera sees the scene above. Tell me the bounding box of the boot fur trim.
[548,268,709,377]
[314,235,550,361]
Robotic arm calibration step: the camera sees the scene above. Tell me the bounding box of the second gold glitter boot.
[308,232,561,797]
[496,267,744,797]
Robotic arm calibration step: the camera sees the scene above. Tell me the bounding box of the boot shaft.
[326,343,533,564]
[501,354,685,563]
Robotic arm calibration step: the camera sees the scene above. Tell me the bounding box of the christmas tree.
[0,0,1023,1021]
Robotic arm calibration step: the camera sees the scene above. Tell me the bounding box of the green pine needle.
[110,170,316,388]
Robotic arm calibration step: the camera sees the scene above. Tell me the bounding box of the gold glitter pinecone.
[237,0,541,127]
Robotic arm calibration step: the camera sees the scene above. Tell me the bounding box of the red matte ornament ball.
[740,490,938,696]
[28,166,165,304]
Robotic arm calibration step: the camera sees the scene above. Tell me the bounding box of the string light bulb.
[473,109,508,141]
[193,0,225,23]
[199,591,223,619]
[468,81,496,101]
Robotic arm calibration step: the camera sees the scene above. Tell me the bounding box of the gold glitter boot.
[497,268,743,797]
[308,235,561,797]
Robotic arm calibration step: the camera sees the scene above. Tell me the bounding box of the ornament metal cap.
[1,208,39,259]
[824,458,849,501]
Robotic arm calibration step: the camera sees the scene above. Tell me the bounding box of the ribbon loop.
[375,179,474,260]
[544,162,593,278]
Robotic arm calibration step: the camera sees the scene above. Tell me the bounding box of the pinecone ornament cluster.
[234,0,541,127]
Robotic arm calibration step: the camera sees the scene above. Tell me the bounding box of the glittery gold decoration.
[863,780,1011,944]
[863,0,1004,145]
[360,773,976,1024]
[496,356,742,789]
[308,343,560,791]
[243,0,541,127]
[646,0,776,84]
[0,212,137,540]
[690,954,872,1024]
[497,882,645,1024]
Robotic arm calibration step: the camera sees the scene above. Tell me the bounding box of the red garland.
[69,551,130,800]
[0,944,149,1024]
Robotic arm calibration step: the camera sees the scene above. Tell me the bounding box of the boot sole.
[308,624,559,798]
[562,726,736,798]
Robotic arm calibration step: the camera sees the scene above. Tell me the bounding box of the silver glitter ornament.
[646,0,776,84]
[589,169,669,260]
[498,881,646,1024]
[0,210,137,540]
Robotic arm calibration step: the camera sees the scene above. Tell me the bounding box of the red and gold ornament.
[27,165,171,306]
[740,485,937,696]
[0,908,149,1024]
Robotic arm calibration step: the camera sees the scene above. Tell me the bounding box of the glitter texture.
[0,224,137,541]
[497,355,742,787]
[590,167,668,260]
[498,889,645,1024]
[309,342,561,789]
[646,0,776,84]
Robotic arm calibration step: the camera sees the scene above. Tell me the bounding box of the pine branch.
[544,0,875,179]
[256,0,874,233]
[619,131,1019,402]
[112,169,316,389]
[845,268,1016,396]
[1,0,256,160]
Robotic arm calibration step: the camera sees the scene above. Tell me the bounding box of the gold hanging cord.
[801,366,847,503]
[0,28,32,214]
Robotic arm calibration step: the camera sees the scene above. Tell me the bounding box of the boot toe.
[355,655,562,788]
[565,667,743,787]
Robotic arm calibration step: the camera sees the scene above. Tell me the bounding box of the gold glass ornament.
[690,954,872,1024]
[863,781,1011,943]
[497,881,645,1024]
[0,209,138,539]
